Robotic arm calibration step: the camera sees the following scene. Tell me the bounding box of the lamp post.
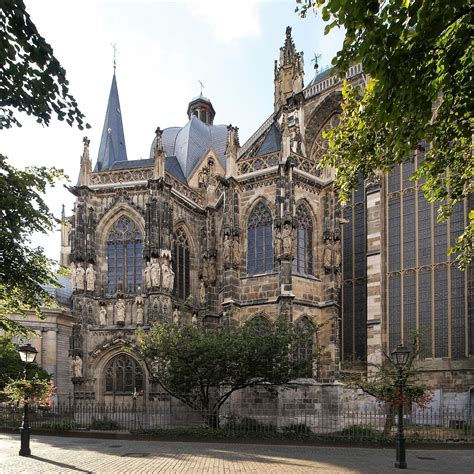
[17,343,38,457]
[391,344,410,469]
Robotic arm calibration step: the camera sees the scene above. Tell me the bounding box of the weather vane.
[312,53,321,71]
[198,80,204,96]
[111,42,119,71]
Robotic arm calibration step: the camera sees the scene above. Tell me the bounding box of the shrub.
[90,417,120,430]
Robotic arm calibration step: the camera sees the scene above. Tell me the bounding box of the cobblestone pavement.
[0,434,473,473]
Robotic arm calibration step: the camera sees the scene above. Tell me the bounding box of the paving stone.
[0,433,473,473]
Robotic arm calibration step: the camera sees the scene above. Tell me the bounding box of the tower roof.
[94,73,128,171]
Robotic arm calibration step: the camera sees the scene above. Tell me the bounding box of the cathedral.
[60,27,472,407]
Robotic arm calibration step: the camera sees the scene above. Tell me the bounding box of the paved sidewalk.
[0,433,473,473]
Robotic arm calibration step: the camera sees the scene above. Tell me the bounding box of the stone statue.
[135,293,144,325]
[323,244,333,273]
[232,237,240,264]
[70,263,77,290]
[151,259,161,287]
[223,234,232,263]
[192,312,198,325]
[173,306,180,324]
[161,296,169,319]
[199,279,206,305]
[75,262,85,291]
[85,263,96,291]
[72,355,83,378]
[162,260,175,290]
[99,305,107,326]
[144,261,152,289]
[168,264,175,291]
[282,223,293,257]
[115,296,126,325]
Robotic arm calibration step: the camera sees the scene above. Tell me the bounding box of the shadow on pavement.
[28,455,92,473]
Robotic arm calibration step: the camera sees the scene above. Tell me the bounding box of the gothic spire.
[94,72,128,171]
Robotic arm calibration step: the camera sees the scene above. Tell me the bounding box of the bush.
[90,417,120,430]
[223,415,277,433]
[338,424,386,441]
[282,423,312,434]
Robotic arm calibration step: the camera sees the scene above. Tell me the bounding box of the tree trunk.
[205,409,219,429]
[383,404,395,437]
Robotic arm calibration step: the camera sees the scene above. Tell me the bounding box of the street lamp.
[391,344,410,469]
[17,343,38,457]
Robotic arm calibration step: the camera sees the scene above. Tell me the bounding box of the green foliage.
[3,375,55,406]
[343,335,432,408]
[297,0,473,269]
[90,417,121,431]
[0,336,50,393]
[137,317,317,419]
[0,0,88,129]
[338,424,385,441]
[0,155,67,336]
[223,415,277,433]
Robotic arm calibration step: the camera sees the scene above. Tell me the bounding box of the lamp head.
[17,343,38,364]
[391,344,410,369]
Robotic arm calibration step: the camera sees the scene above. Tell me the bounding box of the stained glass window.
[292,204,313,275]
[247,202,273,275]
[173,228,190,301]
[107,216,143,294]
[105,354,144,394]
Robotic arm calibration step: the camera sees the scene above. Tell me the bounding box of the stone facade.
[8,308,74,403]
[57,27,471,409]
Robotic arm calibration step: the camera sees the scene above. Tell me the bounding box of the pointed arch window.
[293,204,313,275]
[247,202,273,275]
[173,228,191,301]
[107,216,143,294]
[293,318,314,377]
[105,354,144,394]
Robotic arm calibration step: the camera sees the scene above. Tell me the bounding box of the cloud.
[184,0,262,44]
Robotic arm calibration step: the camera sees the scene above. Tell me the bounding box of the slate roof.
[149,115,228,181]
[94,73,128,171]
[306,67,334,88]
[43,275,73,306]
[110,159,154,170]
[108,156,187,183]
[256,123,281,156]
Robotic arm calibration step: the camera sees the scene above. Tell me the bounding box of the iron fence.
[0,402,472,443]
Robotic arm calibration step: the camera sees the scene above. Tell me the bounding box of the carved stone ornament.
[85,263,96,291]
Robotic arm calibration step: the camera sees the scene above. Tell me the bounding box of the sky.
[2,0,344,263]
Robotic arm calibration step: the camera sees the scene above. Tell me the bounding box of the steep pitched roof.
[94,73,128,171]
[256,123,281,156]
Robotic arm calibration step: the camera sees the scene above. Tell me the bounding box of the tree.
[1,1,88,334]
[0,336,50,398]
[0,0,87,129]
[0,155,67,336]
[137,317,317,427]
[297,0,473,269]
[343,334,432,435]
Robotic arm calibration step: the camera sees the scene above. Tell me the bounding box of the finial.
[198,80,204,96]
[312,53,321,71]
[285,26,292,38]
[83,136,90,148]
[61,204,65,220]
[110,42,118,71]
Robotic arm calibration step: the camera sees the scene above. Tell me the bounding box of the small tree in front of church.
[137,317,317,427]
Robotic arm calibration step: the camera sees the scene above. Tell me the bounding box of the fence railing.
[0,402,472,443]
